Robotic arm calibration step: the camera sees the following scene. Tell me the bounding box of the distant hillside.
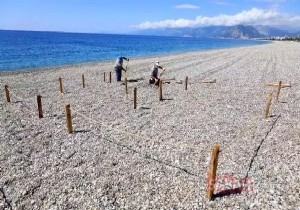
[135,25,298,39]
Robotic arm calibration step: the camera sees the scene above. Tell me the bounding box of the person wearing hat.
[149,61,165,86]
[114,56,129,81]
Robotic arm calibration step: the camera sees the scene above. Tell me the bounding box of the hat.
[155,61,160,66]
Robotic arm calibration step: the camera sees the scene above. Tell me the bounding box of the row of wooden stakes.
[3,78,288,121]
[2,80,290,202]
[4,83,220,201]
[59,73,217,92]
[264,81,291,119]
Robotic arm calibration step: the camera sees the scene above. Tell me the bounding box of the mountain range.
[135,25,300,39]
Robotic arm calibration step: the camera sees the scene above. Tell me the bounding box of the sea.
[0,30,268,71]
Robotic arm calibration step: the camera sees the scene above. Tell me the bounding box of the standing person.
[149,61,165,86]
[114,56,129,81]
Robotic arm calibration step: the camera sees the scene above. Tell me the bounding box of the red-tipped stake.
[207,144,220,201]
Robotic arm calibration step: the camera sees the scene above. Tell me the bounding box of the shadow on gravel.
[13,101,22,103]
[162,98,174,101]
[140,107,151,109]
[74,130,91,133]
[127,79,139,83]
[121,79,142,85]
[214,187,243,199]
[127,78,144,83]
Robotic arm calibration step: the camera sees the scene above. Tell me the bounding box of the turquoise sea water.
[0,30,268,71]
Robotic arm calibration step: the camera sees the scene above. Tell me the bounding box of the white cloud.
[174,4,200,9]
[135,8,300,29]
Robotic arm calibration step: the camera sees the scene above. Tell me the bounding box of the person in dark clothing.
[114,56,129,81]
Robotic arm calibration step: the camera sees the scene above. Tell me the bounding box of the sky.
[0,0,300,33]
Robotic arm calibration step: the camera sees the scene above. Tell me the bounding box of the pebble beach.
[0,41,299,209]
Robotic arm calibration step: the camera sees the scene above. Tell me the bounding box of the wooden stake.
[266,82,291,88]
[202,79,217,84]
[37,95,43,118]
[185,76,188,90]
[109,72,112,83]
[4,85,10,102]
[125,77,128,94]
[159,80,163,101]
[264,92,273,119]
[276,81,282,102]
[104,72,106,82]
[133,87,137,109]
[82,74,85,88]
[65,104,73,134]
[207,144,220,201]
[59,77,63,93]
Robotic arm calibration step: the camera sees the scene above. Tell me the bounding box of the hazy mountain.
[252,25,291,37]
[135,25,298,39]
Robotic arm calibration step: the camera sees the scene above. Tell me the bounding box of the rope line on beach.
[69,104,210,154]
[54,82,212,155]
[92,130,198,177]
[6,87,34,104]
[6,87,38,116]
[57,77,278,159]
[3,73,289,180]
[244,115,281,179]
[57,95,201,176]
[55,93,212,176]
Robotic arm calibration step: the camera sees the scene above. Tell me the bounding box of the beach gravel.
[0,41,299,209]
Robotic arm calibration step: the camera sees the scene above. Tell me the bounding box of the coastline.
[1,41,299,209]
[0,41,272,76]
[0,37,270,73]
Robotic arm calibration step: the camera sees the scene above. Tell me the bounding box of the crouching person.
[149,61,165,86]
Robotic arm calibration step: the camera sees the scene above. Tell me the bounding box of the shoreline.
[0,41,272,76]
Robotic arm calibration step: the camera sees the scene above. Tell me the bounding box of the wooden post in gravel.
[65,104,73,134]
[264,92,273,119]
[185,76,188,90]
[59,77,63,93]
[133,87,137,109]
[4,85,10,102]
[37,95,43,118]
[159,80,163,101]
[276,81,282,102]
[109,72,112,83]
[207,144,220,201]
[82,74,85,88]
[104,72,106,82]
[125,77,128,94]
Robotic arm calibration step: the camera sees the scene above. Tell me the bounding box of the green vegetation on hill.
[267,37,300,42]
